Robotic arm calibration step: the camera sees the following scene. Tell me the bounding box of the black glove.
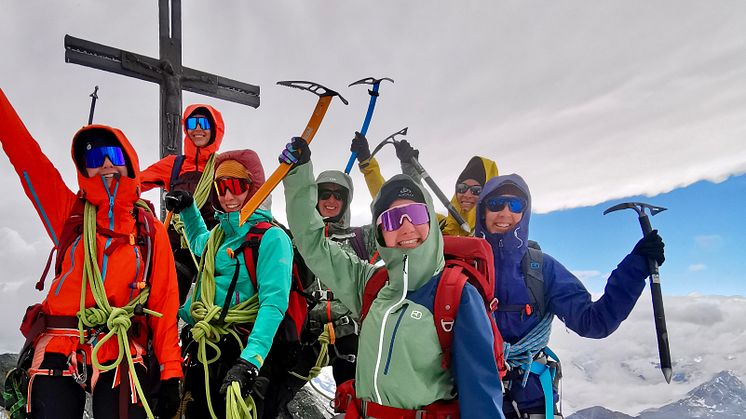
[164,190,193,214]
[278,137,311,167]
[219,358,260,398]
[156,378,181,418]
[394,140,419,163]
[632,230,665,266]
[350,131,371,162]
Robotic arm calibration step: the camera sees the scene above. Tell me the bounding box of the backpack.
[360,235,507,376]
[224,221,314,344]
[169,154,186,191]
[496,240,546,317]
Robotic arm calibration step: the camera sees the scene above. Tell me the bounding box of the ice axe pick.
[604,202,672,383]
[344,77,394,174]
[239,80,348,225]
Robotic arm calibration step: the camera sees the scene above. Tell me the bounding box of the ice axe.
[344,77,394,174]
[604,202,672,383]
[240,80,348,225]
[87,85,99,125]
[375,127,471,233]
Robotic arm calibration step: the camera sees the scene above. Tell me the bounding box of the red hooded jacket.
[0,89,183,380]
[140,104,225,192]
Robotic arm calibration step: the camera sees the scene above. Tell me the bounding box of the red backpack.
[229,221,313,344]
[360,235,506,376]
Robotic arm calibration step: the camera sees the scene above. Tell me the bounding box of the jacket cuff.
[160,360,185,380]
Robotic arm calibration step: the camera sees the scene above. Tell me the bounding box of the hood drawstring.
[513,226,524,248]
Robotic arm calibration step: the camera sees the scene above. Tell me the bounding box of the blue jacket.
[475,174,649,412]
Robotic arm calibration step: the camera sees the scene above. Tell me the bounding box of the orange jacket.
[0,89,183,380]
[140,104,225,192]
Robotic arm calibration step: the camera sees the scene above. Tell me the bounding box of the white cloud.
[571,270,602,281]
[688,263,707,272]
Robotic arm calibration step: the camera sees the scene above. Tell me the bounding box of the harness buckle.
[489,298,499,312]
[415,410,428,419]
[337,315,350,326]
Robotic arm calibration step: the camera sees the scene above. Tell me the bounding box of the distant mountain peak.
[567,370,746,419]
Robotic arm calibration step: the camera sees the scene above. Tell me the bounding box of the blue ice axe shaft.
[344,77,393,174]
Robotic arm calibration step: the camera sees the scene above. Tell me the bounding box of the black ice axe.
[87,85,99,125]
[604,202,672,383]
[372,127,471,233]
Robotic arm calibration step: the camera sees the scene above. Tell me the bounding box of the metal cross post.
[64,0,260,217]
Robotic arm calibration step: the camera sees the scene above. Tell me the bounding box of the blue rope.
[503,312,554,387]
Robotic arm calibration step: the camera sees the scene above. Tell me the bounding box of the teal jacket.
[284,163,504,417]
[178,202,293,367]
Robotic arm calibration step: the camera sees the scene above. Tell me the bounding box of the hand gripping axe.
[344,77,394,174]
[240,80,348,225]
[375,127,471,233]
[604,202,672,383]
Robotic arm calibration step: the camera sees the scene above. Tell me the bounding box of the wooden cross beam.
[64,0,259,160]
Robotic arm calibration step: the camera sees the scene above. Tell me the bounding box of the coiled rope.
[502,312,554,387]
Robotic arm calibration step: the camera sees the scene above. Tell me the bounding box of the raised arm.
[140,155,177,192]
[0,89,76,245]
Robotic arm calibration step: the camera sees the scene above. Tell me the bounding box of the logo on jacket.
[410,310,422,320]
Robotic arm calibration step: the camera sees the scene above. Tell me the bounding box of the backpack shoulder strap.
[242,221,274,291]
[521,241,546,316]
[433,265,469,370]
[360,267,388,323]
[349,227,369,261]
[169,154,186,191]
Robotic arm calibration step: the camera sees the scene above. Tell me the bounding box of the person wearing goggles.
[1,88,184,419]
[476,174,666,418]
[280,137,505,419]
[165,149,293,419]
[141,104,225,305]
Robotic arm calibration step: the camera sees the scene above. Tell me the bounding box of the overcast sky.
[1,0,745,381]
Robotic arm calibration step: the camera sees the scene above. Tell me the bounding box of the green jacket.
[178,203,293,367]
[285,163,454,409]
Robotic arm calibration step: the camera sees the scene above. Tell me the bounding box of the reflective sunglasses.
[85,146,126,168]
[455,183,483,196]
[185,116,211,130]
[485,196,527,213]
[376,203,430,232]
[319,190,345,201]
[214,177,251,196]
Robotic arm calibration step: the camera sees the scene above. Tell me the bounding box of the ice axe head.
[604,201,667,235]
[603,202,667,217]
[348,77,394,89]
[277,80,349,105]
[370,127,408,158]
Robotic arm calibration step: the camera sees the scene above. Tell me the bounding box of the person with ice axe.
[475,173,666,419]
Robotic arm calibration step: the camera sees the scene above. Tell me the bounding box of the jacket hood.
[212,149,266,212]
[371,175,444,292]
[71,124,141,232]
[448,156,499,231]
[316,169,353,231]
[182,104,224,163]
[475,173,531,258]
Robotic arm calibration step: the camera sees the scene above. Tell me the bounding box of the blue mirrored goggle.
[485,196,527,213]
[185,116,211,130]
[84,146,126,168]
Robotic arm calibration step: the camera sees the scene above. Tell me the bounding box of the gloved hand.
[350,131,371,162]
[164,190,193,214]
[219,358,260,398]
[156,378,181,418]
[278,137,311,167]
[632,230,665,266]
[394,140,419,163]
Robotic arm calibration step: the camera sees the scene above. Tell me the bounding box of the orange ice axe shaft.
[239,80,347,225]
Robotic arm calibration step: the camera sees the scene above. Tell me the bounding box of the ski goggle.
[455,183,483,196]
[214,177,251,196]
[376,203,430,232]
[318,190,345,201]
[84,146,126,168]
[185,116,211,130]
[484,196,527,213]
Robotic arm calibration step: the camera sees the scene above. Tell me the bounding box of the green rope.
[289,323,331,382]
[76,201,162,419]
[225,381,258,419]
[189,226,260,419]
[171,152,216,261]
